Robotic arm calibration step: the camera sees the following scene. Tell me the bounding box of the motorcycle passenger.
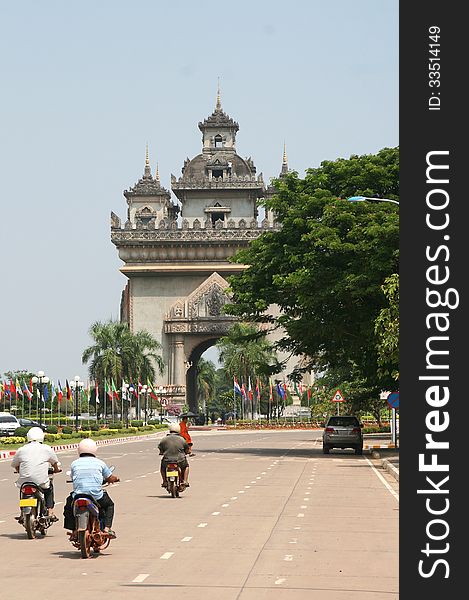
[179,415,195,456]
[11,426,62,522]
[63,438,120,539]
[158,423,190,489]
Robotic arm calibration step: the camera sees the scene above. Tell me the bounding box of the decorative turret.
[280,142,289,177]
[198,86,239,154]
[122,146,176,229]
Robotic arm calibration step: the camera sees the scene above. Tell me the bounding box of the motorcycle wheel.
[169,480,176,498]
[25,511,37,539]
[79,530,91,558]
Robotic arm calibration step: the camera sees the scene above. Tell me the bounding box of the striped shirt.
[70,456,112,500]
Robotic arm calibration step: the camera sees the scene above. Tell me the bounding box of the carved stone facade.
[111,96,290,412]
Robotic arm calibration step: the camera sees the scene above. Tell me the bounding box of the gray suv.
[322,415,363,455]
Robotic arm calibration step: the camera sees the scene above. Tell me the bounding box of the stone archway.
[163,272,236,412]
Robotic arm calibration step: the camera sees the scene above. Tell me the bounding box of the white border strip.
[364,456,399,502]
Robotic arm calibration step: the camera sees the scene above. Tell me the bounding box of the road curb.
[382,458,399,481]
[0,431,165,461]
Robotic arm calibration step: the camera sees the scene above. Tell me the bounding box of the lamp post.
[347,195,399,205]
[158,385,165,424]
[121,383,130,428]
[70,376,84,432]
[141,384,148,425]
[31,371,49,429]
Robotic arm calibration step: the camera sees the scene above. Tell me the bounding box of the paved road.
[0,429,398,599]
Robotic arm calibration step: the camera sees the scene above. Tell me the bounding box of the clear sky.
[0,0,398,384]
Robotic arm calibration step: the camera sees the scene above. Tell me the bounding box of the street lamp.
[70,376,84,432]
[31,371,49,429]
[141,384,148,425]
[158,385,165,424]
[121,383,130,428]
[347,195,399,205]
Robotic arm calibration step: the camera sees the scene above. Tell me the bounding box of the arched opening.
[185,339,221,420]
[214,134,223,148]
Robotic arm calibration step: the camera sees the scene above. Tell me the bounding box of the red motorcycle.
[165,463,186,498]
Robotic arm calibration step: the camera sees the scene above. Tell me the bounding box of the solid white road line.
[132,574,150,583]
[364,456,399,502]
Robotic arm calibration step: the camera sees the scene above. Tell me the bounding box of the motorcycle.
[165,462,186,498]
[17,467,59,539]
[66,466,115,559]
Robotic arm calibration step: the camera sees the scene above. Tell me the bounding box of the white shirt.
[11,442,59,488]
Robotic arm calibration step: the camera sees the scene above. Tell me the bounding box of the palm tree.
[196,358,216,418]
[217,323,276,419]
[82,320,164,385]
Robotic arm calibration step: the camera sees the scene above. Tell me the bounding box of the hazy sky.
[0,0,398,383]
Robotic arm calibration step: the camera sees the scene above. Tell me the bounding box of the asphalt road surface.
[0,429,398,599]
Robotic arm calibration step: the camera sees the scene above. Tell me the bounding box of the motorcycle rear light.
[325,427,335,433]
[22,486,37,495]
[75,499,90,507]
[167,463,178,469]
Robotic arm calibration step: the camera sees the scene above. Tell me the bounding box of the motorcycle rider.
[11,426,62,522]
[63,438,120,539]
[158,423,190,489]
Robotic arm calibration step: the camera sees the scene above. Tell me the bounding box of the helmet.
[27,427,44,443]
[169,423,180,433]
[78,438,97,455]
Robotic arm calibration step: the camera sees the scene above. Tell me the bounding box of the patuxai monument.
[111,91,293,413]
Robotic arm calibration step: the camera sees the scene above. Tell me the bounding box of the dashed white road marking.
[245,485,251,488]
[181,537,192,542]
[303,498,309,501]
[139,475,146,478]
[293,526,301,530]
[238,490,245,493]
[212,512,220,516]
[132,574,150,583]
[289,538,297,544]
[284,555,294,561]
[222,504,229,507]
[256,476,261,479]
[0,520,5,524]
[300,505,307,509]
[1,478,8,482]
[125,479,132,482]
[231,497,238,500]
[160,552,174,559]
[297,513,305,518]
[275,578,287,585]
[198,523,208,528]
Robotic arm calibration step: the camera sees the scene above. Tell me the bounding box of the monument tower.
[111,93,279,412]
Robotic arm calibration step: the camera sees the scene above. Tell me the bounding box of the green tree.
[375,274,399,383]
[82,320,165,386]
[196,358,216,417]
[226,147,399,397]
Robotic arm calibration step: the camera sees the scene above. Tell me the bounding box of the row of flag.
[233,377,313,402]
[0,378,164,405]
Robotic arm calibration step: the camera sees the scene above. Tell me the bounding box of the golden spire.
[216,77,221,111]
[155,162,160,182]
[283,142,288,165]
[145,143,150,166]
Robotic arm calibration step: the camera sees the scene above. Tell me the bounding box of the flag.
[57,380,63,403]
[66,379,72,401]
[42,385,49,403]
[255,378,261,401]
[51,380,56,400]
[129,381,138,397]
[307,388,312,402]
[241,382,247,398]
[16,379,23,397]
[105,380,112,400]
[293,382,300,396]
[23,381,33,401]
[276,383,286,400]
[248,377,253,401]
[10,380,16,398]
[269,378,273,403]
[111,378,119,398]
[95,380,100,404]
[147,379,158,400]
[233,377,243,396]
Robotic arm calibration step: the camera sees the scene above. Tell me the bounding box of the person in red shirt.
[179,415,195,456]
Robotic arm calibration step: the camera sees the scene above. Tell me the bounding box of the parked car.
[0,412,21,437]
[18,418,47,431]
[322,415,363,455]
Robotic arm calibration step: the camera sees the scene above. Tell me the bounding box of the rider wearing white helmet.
[11,426,62,522]
[63,438,120,538]
[158,422,191,489]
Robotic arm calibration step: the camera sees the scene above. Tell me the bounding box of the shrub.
[14,427,29,438]
[108,421,122,429]
[89,423,99,431]
[1,436,26,444]
[61,426,73,434]
[47,425,58,434]
[130,420,144,427]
